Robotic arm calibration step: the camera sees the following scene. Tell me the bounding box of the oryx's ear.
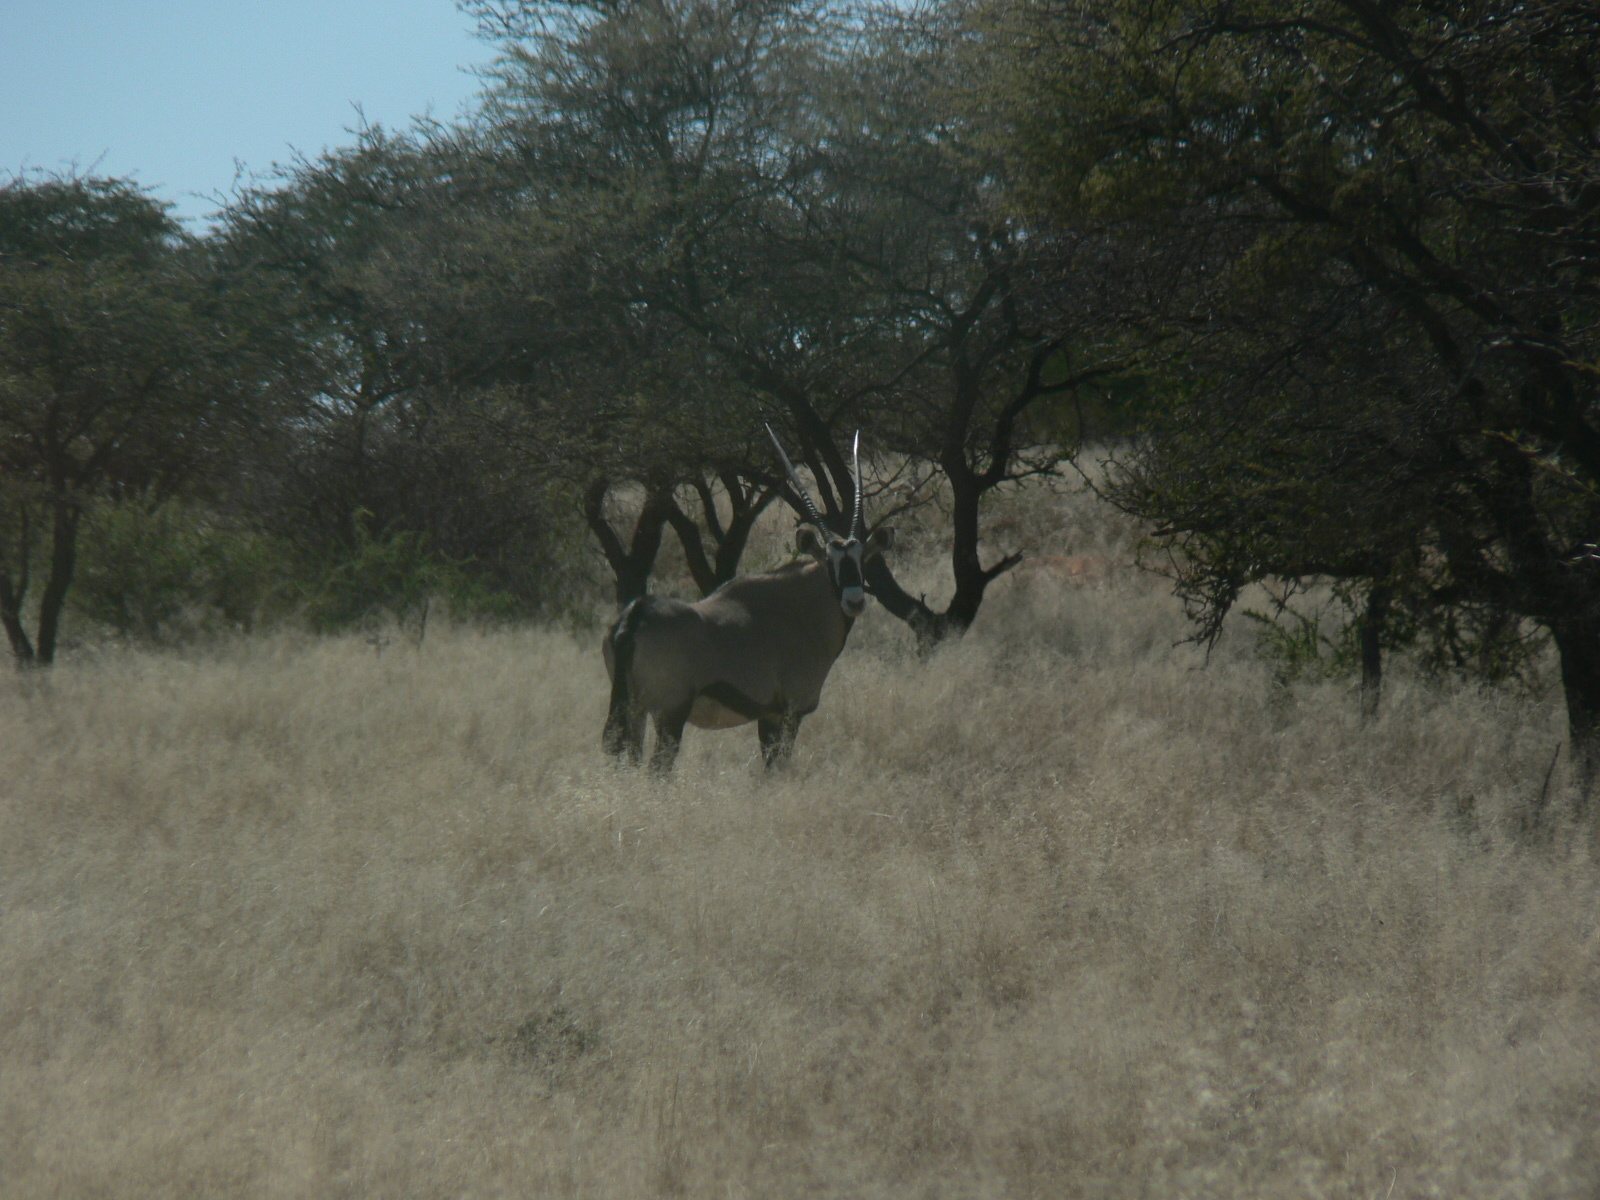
[863,526,896,558]
[796,526,825,557]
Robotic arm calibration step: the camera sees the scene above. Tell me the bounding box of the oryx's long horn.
[850,430,864,540]
[765,423,831,533]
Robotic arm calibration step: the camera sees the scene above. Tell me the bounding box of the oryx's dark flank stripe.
[696,681,770,721]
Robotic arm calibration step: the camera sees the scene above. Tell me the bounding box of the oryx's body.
[603,558,853,767]
[602,428,892,770]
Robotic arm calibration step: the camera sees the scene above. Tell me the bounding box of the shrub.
[293,510,517,633]
[71,500,292,641]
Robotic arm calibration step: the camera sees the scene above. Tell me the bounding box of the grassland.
[2,488,1597,1197]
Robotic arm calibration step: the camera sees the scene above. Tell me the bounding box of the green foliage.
[0,175,176,265]
[1412,604,1550,694]
[1244,603,1354,690]
[1244,583,1548,695]
[69,502,525,644]
[295,512,517,633]
[71,501,290,641]
[992,0,1600,752]
[1022,365,1155,447]
[0,172,298,663]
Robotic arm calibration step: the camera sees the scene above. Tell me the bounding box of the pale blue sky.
[3,2,493,225]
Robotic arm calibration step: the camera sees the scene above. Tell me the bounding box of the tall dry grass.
[2,486,1598,1198]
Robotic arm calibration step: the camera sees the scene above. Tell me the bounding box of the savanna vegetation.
[4,488,1598,1196]
[3,0,1599,1194]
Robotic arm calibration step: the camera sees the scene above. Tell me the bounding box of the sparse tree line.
[3,1,1597,784]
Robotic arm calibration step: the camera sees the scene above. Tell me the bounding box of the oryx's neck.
[796,558,856,643]
[705,559,854,652]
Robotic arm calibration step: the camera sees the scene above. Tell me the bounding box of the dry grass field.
[3,487,1598,1198]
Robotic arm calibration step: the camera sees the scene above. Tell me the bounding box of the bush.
[71,502,522,645]
[71,500,291,641]
[293,510,517,633]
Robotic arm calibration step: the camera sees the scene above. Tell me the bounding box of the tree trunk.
[1552,618,1600,815]
[663,500,719,597]
[861,554,943,652]
[0,506,36,665]
[34,503,81,665]
[862,464,1020,654]
[662,477,776,597]
[584,480,672,607]
[0,571,34,665]
[1359,580,1391,722]
[862,554,1021,655]
[947,465,1023,637]
[944,468,988,635]
[711,486,774,589]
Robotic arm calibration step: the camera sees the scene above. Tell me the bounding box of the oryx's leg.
[602,704,646,765]
[758,712,803,769]
[650,702,693,773]
[625,710,647,766]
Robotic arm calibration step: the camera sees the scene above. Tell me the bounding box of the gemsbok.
[602,429,894,770]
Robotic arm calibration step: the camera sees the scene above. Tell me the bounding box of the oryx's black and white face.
[768,424,895,618]
[797,526,896,618]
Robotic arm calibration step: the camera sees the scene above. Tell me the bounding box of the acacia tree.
[796,9,1130,643]
[0,176,275,665]
[470,0,1125,638]
[426,193,783,605]
[1000,0,1600,782]
[1105,258,1439,716]
[456,0,820,603]
[220,137,452,559]
[218,133,591,613]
